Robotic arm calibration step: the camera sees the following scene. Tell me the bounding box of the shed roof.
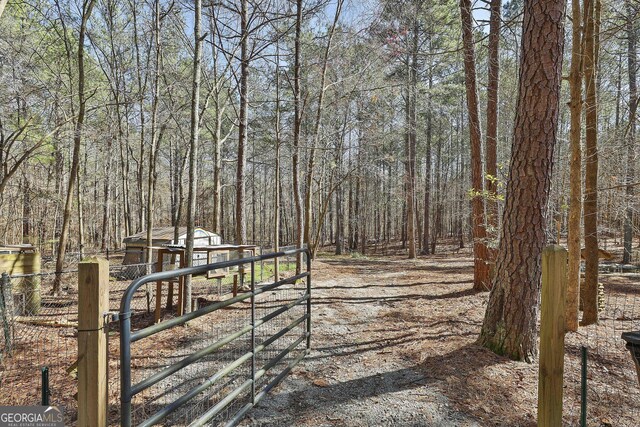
[0,244,37,254]
[123,227,219,244]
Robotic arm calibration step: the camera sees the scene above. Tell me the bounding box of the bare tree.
[303,0,343,256]
[54,0,96,293]
[144,0,164,265]
[236,0,249,245]
[185,0,203,313]
[292,0,303,268]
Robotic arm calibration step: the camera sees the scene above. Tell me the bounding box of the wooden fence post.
[78,258,109,427]
[538,245,568,426]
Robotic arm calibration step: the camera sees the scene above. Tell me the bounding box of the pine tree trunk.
[623,0,637,264]
[485,0,501,268]
[581,0,601,326]
[460,0,490,290]
[405,17,419,259]
[478,0,566,361]
[566,0,584,332]
[274,43,282,278]
[132,1,146,233]
[422,71,432,255]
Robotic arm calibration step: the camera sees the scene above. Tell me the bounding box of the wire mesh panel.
[119,248,310,427]
[0,263,158,426]
[564,276,640,426]
[0,271,79,424]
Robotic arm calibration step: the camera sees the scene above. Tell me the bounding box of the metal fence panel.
[119,248,310,427]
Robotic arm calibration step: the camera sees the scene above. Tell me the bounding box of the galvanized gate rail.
[119,248,311,427]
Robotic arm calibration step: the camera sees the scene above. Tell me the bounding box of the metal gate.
[118,248,310,426]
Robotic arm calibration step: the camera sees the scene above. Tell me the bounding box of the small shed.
[0,244,39,275]
[0,244,41,315]
[122,227,221,264]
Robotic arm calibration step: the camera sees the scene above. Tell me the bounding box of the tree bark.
[460,0,490,290]
[486,0,501,256]
[581,0,600,326]
[274,42,282,279]
[405,15,418,259]
[478,0,566,361]
[132,0,146,233]
[422,58,433,255]
[566,0,583,332]
[208,4,225,236]
[236,0,249,245]
[292,0,303,269]
[623,0,637,264]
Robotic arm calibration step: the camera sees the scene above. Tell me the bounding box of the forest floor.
[241,246,640,427]
[2,244,638,425]
[241,249,541,427]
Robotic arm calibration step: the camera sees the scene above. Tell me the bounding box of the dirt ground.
[241,252,540,427]
[241,249,640,427]
[3,247,639,425]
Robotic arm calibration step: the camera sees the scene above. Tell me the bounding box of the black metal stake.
[580,346,587,427]
[250,260,256,405]
[306,253,311,351]
[41,366,49,406]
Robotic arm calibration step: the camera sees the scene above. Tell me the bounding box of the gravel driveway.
[241,255,486,427]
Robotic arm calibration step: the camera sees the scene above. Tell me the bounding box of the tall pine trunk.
[405,16,418,259]
[479,0,566,361]
[460,0,490,290]
[273,42,282,278]
[566,0,584,332]
[485,0,501,261]
[623,0,637,264]
[581,0,601,326]
[422,52,433,255]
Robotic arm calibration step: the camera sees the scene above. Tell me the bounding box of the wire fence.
[0,246,301,426]
[0,263,159,425]
[564,273,640,426]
